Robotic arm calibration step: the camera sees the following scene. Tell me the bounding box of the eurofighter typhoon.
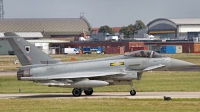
[5,32,195,97]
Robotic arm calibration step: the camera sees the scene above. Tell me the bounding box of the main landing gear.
[130,81,136,96]
[84,88,93,95]
[72,88,93,97]
[72,88,82,97]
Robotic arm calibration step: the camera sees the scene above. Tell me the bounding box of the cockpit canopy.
[124,50,164,58]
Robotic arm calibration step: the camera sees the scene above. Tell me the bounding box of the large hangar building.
[0,17,91,39]
[0,17,92,55]
[147,18,200,40]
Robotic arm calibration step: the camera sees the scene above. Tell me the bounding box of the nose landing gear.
[130,81,136,96]
[130,90,136,95]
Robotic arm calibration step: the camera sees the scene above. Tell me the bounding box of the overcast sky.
[3,0,200,27]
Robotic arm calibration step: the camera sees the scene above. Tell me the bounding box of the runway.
[0,92,200,99]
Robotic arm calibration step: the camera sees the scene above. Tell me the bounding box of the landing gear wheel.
[130,90,136,96]
[84,88,93,95]
[129,80,136,96]
[72,88,82,97]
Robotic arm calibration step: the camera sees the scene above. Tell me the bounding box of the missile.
[39,83,71,86]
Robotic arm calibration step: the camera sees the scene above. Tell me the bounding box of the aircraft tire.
[130,90,136,96]
[72,88,82,97]
[84,88,93,95]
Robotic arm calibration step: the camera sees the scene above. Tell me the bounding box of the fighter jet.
[4,32,195,97]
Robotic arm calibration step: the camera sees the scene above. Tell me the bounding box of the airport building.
[147,18,200,39]
[50,41,145,54]
[0,17,91,39]
[0,17,91,55]
[2,17,200,55]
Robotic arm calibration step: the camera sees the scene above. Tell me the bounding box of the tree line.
[97,20,145,38]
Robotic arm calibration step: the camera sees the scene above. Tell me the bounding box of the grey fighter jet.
[4,32,195,97]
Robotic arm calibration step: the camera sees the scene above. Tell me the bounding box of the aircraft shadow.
[17,94,73,98]
[16,94,130,99]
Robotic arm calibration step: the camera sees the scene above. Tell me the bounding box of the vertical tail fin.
[4,32,55,66]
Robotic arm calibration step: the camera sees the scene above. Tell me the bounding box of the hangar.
[147,18,200,40]
[0,17,91,55]
[0,17,91,39]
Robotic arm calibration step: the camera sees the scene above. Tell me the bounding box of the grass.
[0,72,200,93]
[0,98,199,112]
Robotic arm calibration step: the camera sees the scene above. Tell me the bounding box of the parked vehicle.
[64,48,79,54]
[83,47,102,54]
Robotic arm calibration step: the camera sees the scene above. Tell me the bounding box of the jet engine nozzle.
[17,69,31,80]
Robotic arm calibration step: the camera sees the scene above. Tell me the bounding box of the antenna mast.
[0,0,4,19]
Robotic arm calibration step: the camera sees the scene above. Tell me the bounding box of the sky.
[3,0,200,27]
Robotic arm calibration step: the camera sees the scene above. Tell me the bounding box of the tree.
[119,20,146,38]
[119,26,128,38]
[98,25,114,34]
[119,24,135,38]
[134,20,146,30]
[128,24,134,30]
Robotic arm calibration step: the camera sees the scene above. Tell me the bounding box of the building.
[147,18,200,39]
[134,28,148,38]
[0,17,92,39]
[0,17,92,55]
[50,41,145,54]
[90,33,119,41]
[28,39,69,54]
[145,41,200,53]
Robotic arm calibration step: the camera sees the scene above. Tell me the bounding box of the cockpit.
[124,50,164,58]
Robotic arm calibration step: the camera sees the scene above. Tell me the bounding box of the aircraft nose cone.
[170,58,196,69]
